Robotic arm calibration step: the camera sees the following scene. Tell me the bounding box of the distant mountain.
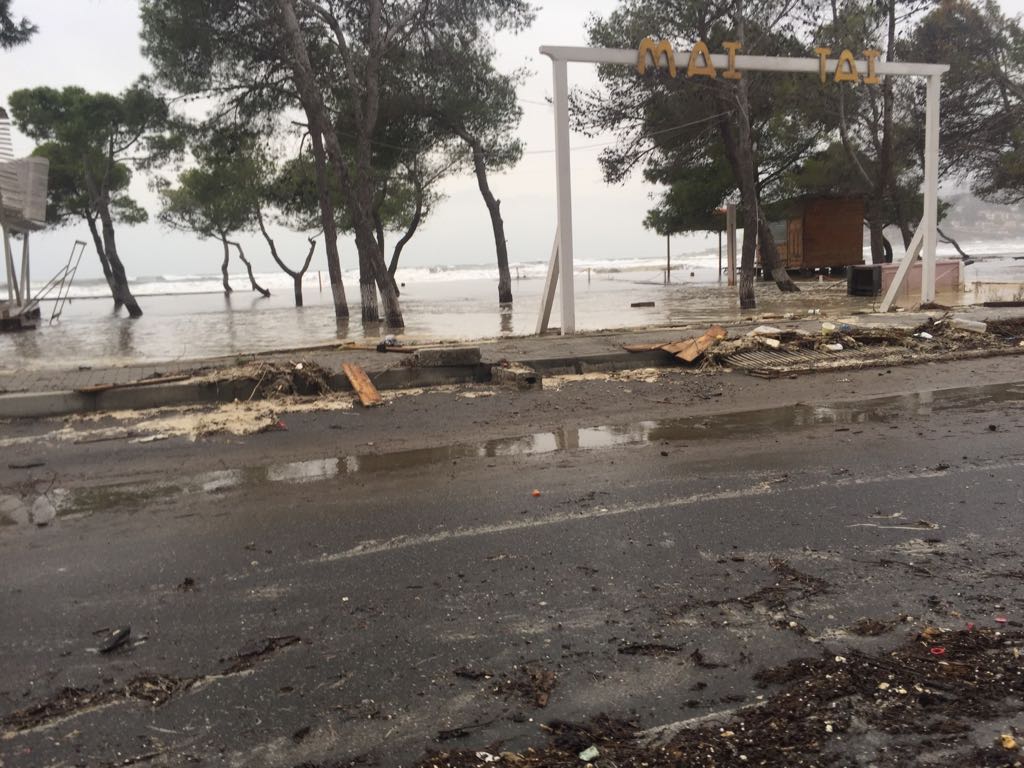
[941,193,1024,239]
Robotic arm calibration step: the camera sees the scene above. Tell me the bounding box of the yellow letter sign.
[637,37,677,77]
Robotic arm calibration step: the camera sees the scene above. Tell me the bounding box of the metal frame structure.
[535,45,949,335]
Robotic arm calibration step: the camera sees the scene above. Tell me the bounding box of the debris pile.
[708,316,1024,377]
[417,628,1024,767]
[236,361,332,399]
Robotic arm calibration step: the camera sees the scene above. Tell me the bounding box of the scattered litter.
[878,682,891,690]
[823,343,844,352]
[821,322,837,333]
[915,332,934,340]
[532,489,542,498]
[760,337,782,349]
[578,746,600,761]
[631,301,655,308]
[748,326,783,337]
[930,646,946,656]
[950,317,987,334]
[132,434,170,444]
[259,419,288,433]
[8,461,44,469]
[996,616,1008,625]
[30,495,56,526]
[475,753,500,764]
[98,626,131,654]
[1001,734,1019,751]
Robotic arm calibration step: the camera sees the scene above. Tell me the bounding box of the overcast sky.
[3,0,1024,281]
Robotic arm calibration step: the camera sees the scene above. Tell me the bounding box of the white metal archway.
[535,43,950,335]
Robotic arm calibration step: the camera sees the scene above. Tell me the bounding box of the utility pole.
[665,233,671,284]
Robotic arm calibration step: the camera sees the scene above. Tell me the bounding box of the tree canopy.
[0,0,34,49]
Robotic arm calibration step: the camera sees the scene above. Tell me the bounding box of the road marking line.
[313,457,1024,563]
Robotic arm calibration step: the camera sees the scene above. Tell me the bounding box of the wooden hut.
[762,196,865,272]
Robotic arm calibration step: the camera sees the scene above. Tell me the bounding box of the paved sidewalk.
[1,305,1020,418]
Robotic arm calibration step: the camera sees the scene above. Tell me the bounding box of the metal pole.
[20,232,29,302]
[3,226,15,305]
[726,204,737,287]
[666,233,671,284]
[921,74,941,304]
[718,229,723,281]
[552,58,576,335]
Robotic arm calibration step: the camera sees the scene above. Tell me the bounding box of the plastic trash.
[1001,734,1018,751]
[99,626,131,654]
[748,325,783,337]
[579,746,600,761]
[807,309,822,315]
[761,337,781,349]
[950,317,987,334]
[821,322,837,333]
[30,495,57,526]
[824,343,844,352]
[532,489,542,497]
[915,332,934,340]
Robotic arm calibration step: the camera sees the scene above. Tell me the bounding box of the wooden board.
[342,363,383,407]
[666,325,728,363]
[340,343,418,353]
[75,374,194,394]
[622,343,665,353]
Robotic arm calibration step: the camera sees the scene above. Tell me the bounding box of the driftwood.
[342,363,383,408]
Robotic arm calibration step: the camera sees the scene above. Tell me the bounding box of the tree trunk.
[466,137,513,305]
[388,169,426,297]
[96,200,142,318]
[274,0,348,320]
[85,211,122,310]
[219,234,233,294]
[255,207,315,307]
[275,0,400,327]
[757,217,800,292]
[227,240,270,297]
[739,206,758,310]
[867,203,887,265]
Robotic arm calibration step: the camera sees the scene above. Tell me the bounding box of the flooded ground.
[2,249,1020,371]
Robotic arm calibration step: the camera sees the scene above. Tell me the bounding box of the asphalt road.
[2,361,1024,767]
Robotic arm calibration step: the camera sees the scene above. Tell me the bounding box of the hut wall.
[800,198,865,269]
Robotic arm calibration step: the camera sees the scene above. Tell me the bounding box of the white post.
[879,223,923,312]
[19,232,29,302]
[3,225,16,305]
[726,204,737,287]
[921,74,941,304]
[536,234,560,334]
[551,58,576,335]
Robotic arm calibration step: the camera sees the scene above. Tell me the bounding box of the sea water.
[1,244,1021,371]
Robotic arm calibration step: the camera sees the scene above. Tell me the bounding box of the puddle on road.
[4,382,1023,524]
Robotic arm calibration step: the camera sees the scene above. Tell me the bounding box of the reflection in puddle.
[5,382,1023,525]
[266,458,340,484]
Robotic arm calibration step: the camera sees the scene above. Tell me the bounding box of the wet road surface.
[2,361,1024,767]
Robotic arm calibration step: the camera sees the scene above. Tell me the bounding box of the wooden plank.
[673,325,728,363]
[622,343,666,353]
[75,374,194,394]
[342,363,383,407]
[340,343,418,353]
